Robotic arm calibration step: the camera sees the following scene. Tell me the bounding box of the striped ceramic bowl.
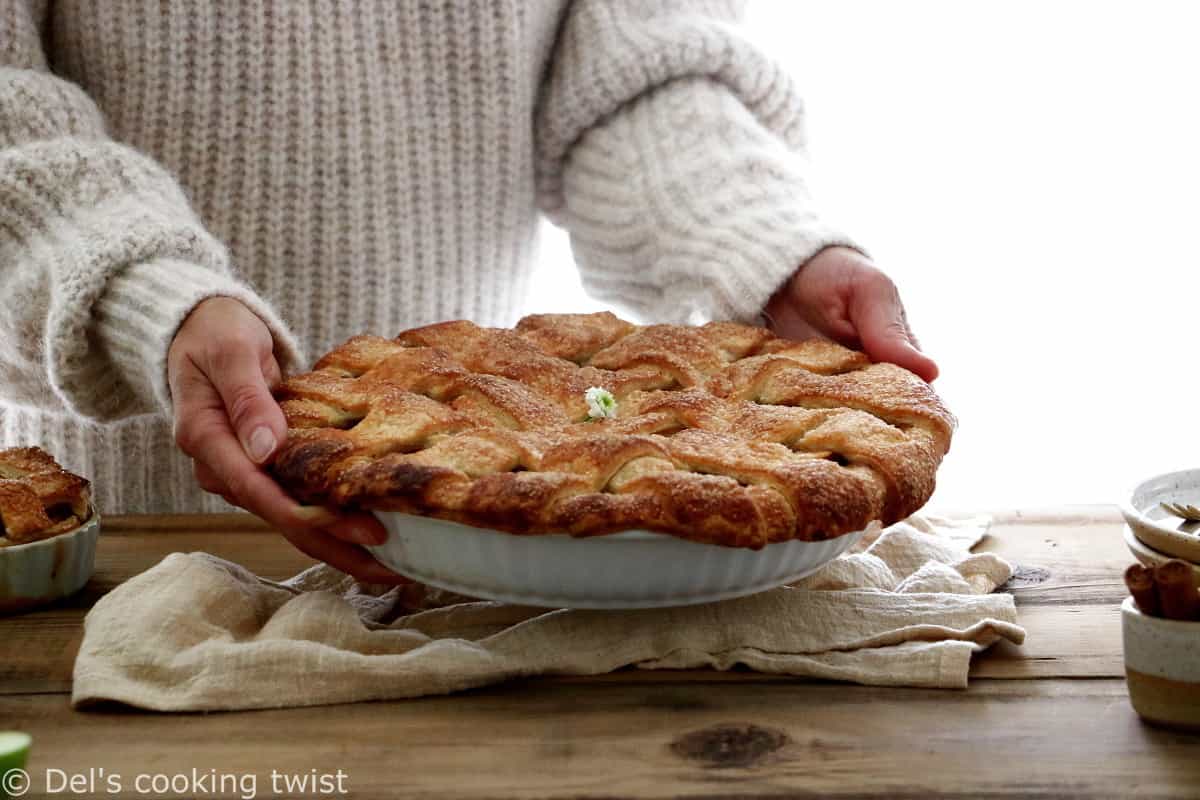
[0,514,100,615]
[1122,596,1200,730]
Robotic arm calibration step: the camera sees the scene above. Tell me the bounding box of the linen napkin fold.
[72,514,1025,711]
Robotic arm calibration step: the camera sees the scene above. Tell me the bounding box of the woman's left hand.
[764,246,939,382]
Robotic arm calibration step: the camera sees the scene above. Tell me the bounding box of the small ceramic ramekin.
[0,514,100,615]
[1122,596,1200,730]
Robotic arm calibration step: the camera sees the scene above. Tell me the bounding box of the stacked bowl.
[1119,469,1200,730]
[1120,469,1200,577]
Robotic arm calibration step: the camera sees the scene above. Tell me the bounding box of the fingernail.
[358,523,388,546]
[294,506,339,526]
[245,426,276,463]
[344,522,387,546]
[328,518,388,546]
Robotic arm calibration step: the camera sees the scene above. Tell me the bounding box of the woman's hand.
[764,246,939,382]
[167,297,406,583]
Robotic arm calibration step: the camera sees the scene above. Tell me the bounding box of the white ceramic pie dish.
[1120,468,1200,564]
[369,512,870,609]
[0,513,100,614]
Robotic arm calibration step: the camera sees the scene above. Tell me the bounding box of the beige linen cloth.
[72,514,1025,711]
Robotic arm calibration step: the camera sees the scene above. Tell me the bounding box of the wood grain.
[3,680,1198,799]
[100,513,272,533]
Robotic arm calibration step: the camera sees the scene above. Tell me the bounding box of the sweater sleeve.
[535,0,861,324]
[0,2,302,420]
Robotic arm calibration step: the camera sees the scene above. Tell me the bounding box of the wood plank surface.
[4,680,1199,799]
[4,506,1192,800]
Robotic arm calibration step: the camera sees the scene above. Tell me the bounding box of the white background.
[527,0,1200,510]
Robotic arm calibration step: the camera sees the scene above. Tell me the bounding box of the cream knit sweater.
[0,0,853,513]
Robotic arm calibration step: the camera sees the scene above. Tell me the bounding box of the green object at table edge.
[0,732,31,800]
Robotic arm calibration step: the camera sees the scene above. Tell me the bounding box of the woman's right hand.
[167,297,406,583]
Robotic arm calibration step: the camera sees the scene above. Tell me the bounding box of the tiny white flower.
[584,386,617,420]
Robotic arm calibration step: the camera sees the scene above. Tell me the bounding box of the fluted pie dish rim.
[368,511,873,608]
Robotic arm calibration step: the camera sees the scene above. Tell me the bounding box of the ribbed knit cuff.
[93,258,305,414]
[561,78,864,325]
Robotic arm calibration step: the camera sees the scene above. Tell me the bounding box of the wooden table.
[3,508,1199,798]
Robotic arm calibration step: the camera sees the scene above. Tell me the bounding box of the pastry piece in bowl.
[270,313,955,607]
[0,447,99,613]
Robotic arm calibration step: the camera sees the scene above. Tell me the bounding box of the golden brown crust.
[271,312,956,548]
[0,447,92,546]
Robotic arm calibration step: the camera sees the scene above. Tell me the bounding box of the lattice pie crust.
[271,313,954,548]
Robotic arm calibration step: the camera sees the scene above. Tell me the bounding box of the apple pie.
[271,313,954,548]
[0,447,92,547]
